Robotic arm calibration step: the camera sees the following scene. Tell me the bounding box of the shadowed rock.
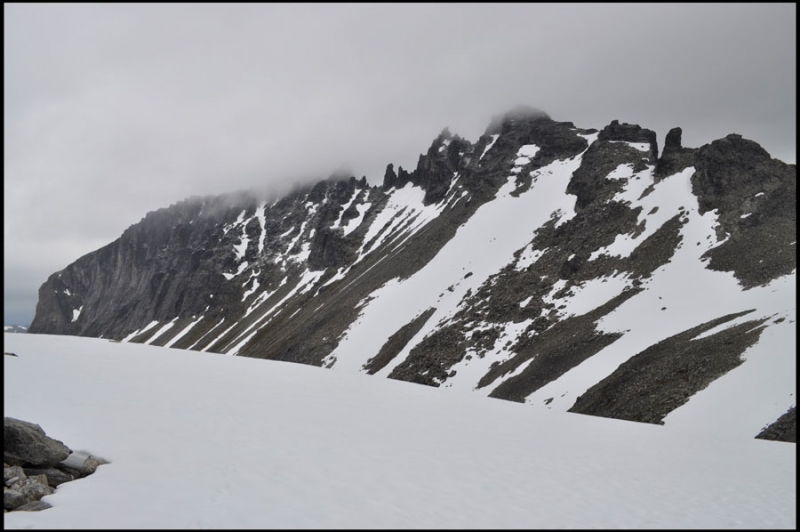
[4,418,71,467]
[755,406,796,443]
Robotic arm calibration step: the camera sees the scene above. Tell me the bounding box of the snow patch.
[121,320,160,343]
[610,140,651,152]
[479,134,500,160]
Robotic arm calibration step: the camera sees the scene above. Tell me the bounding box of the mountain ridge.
[29,108,796,441]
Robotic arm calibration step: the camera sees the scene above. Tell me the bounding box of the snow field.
[3,333,795,529]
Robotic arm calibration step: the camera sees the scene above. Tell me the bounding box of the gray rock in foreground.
[14,500,53,512]
[8,477,55,502]
[4,488,27,511]
[4,417,71,467]
[3,418,107,514]
[22,467,74,487]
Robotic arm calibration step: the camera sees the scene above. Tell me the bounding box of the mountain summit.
[29,108,796,441]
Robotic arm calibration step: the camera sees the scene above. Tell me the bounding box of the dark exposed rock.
[755,406,796,443]
[598,119,659,157]
[9,478,55,503]
[406,129,472,205]
[22,467,74,488]
[307,226,357,271]
[3,424,105,514]
[691,134,796,288]
[364,308,437,375]
[27,474,49,487]
[14,500,52,512]
[4,418,71,467]
[382,163,397,190]
[626,214,684,278]
[4,489,27,510]
[569,310,769,424]
[654,127,697,180]
[80,458,101,476]
[388,325,468,387]
[485,289,640,402]
[4,465,26,486]
[567,123,658,211]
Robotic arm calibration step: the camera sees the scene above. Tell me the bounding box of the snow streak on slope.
[143,317,178,345]
[164,315,203,348]
[255,202,267,255]
[356,183,444,262]
[479,134,500,160]
[329,150,582,373]
[4,333,795,529]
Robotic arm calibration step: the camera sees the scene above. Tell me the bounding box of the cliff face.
[29,108,796,440]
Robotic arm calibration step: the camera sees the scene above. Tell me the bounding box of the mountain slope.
[29,107,796,439]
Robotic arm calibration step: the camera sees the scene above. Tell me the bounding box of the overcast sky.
[4,3,796,326]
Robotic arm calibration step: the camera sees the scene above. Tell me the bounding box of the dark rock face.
[4,488,28,511]
[28,107,795,439]
[21,467,74,488]
[569,311,769,424]
[4,418,71,467]
[389,324,469,386]
[567,120,658,210]
[364,308,437,375]
[486,290,639,403]
[756,406,796,443]
[692,134,796,288]
[654,127,697,180]
[599,119,659,157]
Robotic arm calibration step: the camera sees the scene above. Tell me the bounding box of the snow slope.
[329,150,581,373]
[3,333,796,529]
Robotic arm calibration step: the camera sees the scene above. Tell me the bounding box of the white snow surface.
[3,332,795,529]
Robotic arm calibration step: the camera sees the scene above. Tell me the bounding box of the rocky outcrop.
[692,134,796,289]
[567,120,658,210]
[4,418,70,467]
[568,311,769,424]
[756,406,796,443]
[654,127,697,180]
[4,418,106,513]
[364,308,437,375]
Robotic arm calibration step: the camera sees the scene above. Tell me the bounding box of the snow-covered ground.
[4,333,795,529]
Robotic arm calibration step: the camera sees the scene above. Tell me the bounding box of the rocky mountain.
[29,106,796,441]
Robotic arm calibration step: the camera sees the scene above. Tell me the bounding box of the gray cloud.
[4,3,795,326]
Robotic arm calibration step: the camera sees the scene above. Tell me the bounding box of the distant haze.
[4,3,796,326]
